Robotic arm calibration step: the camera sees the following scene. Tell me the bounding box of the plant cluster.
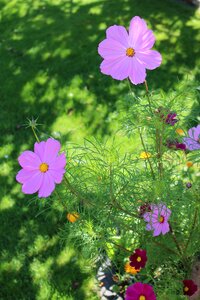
[16,16,200,299]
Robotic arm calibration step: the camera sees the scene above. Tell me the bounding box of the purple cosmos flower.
[98,16,162,85]
[16,138,66,198]
[183,124,200,151]
[125,282,156,300]
[186,182,192,189]
[143,203,171,236]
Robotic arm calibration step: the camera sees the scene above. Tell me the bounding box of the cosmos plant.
[16,16,200,299]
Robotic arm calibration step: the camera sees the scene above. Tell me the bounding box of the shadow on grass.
[0,0,199,298]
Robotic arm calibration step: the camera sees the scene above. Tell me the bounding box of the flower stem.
[169,223,182,256]
[138,128,155,180]
[31,126,40,143]
[144,80,153,114]
[184,207,198,253]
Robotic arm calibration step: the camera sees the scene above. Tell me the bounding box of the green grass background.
[0,0,200,299]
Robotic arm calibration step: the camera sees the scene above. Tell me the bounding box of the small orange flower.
[67,212,80,223]
[176,128,185,136]
[186,161,193,168]
[140,151,151,159]
[124,262,140,275]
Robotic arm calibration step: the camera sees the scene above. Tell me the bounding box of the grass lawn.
[0,0,200,299]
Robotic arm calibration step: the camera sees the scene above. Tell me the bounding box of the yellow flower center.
[139,296,146,300]
[39,163,49,173]
[184,287,189,292]
[137,256,142,262]
[159,216,164,223]
[176,128,184,136]
[126,47,135,57]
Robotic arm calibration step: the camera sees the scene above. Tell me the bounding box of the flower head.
[16,138,66,198]
[176,128,185,136]
[140,151,152,159]
[186,182,192,189]
[139,203,152,217]
[67,212,80,223]
[183,125,200,151]
[186,161,193,168]
[156,108,178,126]
[124,262,140,275]
[183,279,198,296]
[166,140,186,151]
[125,282,156,300]
[129,249,147,269]
[143,203,171,236]
[98,16,162,85]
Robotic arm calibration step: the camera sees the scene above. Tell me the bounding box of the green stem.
[31,126,40,143]
[184,207,198,253]
[144,80,153,114]
[169,223,182,256]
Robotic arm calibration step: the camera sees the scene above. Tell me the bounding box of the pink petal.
[129,16,155,50]
[49,153,66,170]
[34,141,46,161]
[136,50,162,70]
[129,58,146,85]
[98,39,126,60]
[38,172,55,198]
[22,171,43,194]
[16,169,37,184]
[100,56,131,80]
[153,224,162,236]
[18,151,41,170]
[146,223,153,231]
[161,223,170,235]
[106,25,129,48]
[43,138,61,164]
[48,169,65,184]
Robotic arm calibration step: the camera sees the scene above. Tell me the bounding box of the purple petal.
[153,224,162,236]
[43,138,61,163]
[146,223,153,231]
[34,141,46,161]
[129,58,146,85]
[49,153,66,170]
[106,25,129,48]
[136,50,162,70]
[100,56,131,80]
[98,39,126,60]
[129,16,155,51]
[16,169,37,184]
[22,171,43,194]
[48,169,65,184]
[188,125,200,141]
[183,138,200,151]
[18,151,41,170]
[161,223,170,235]
[38,172,55,198]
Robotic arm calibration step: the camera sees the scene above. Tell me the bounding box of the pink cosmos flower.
[98,16,162,85]
[143,203,171,236]
[16,138,66,198]
[125,282,156,300]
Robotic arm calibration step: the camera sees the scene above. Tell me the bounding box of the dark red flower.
[165,113,178,126]
[183,279,198,296]
[139,203,152,217]
[166,140,186,151]
[129,249,147,269]
[155,107,178,126]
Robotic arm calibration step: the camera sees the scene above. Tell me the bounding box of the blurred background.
[0,0,200,299]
